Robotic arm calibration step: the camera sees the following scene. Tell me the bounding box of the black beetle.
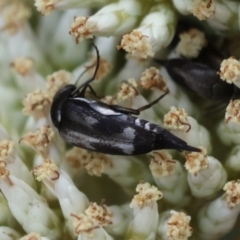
[156,45,240,102]
[50,43,200,155]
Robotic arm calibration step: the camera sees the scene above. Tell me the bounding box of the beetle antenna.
[74,62,96,87]
[72,42,100,96]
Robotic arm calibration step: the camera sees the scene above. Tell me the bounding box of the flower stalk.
[197,180,240,239]
[185,147,227,198]
[69,0,141,43]
[163,107,212,152]
[149,150,190,206]
[118,2,177,59]
[126,182,163,240]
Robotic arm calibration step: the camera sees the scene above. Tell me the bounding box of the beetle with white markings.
[50,43,200,155]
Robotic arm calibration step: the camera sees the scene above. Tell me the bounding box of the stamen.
[140,67,168,92]
[130,182,163,208]
[185,147,208,175]
[33,159,59,181]
[69,16,97,44]
[167,210,192,240]
[223,180,240,208]
[149,151,176,177]
[118,30,154,59]
[164,107,190,132]
[11,57,34,76]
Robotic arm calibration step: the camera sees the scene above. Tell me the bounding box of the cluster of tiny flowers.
[0,0,240,239]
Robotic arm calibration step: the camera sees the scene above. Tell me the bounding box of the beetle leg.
[109,90,169,115]
[109,105,140,115]
[136,90,169,112]
[87,85,103,98]
[79,84,102,98]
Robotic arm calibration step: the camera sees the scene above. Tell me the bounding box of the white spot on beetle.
[92,103,121,115]
[145,122,151,130]
[75,98,121,115]
[62,130,98,151]
[86,116,98,125]
[124,144,134,154]
[94,106,121,115]
[122,127,136,140]
[135,118,141,126]
[117,142,134,154]
[153,127,162,134]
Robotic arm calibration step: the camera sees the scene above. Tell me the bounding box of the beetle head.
[50,84,76,130]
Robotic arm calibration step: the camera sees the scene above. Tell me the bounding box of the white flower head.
[69,0,141,43]
[34,0,104,15]
[185,146,208,175]
[149,150,176,177]
[46,70,72,100]
[223,180,240,208]
[20,126,54,158]
[85,202,113,227]
[118,2,177,59]
[176,28,207,58]
[33,159,59,182]
[140,67,168,92]
[0,1,31,34]
[130,182,163,208]
[118,78,139,101]
[71,204,113,238]
[225,100,240,124]
[11,57,34,76]
[219,57,240,85]
[167,210,192,240]
[189,0,215,21]
[20,232,50,240]
[164,107,190,131]
[22,90,51,121]
[118,30,154,59]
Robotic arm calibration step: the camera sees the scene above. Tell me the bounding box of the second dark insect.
[156,45,240,103]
